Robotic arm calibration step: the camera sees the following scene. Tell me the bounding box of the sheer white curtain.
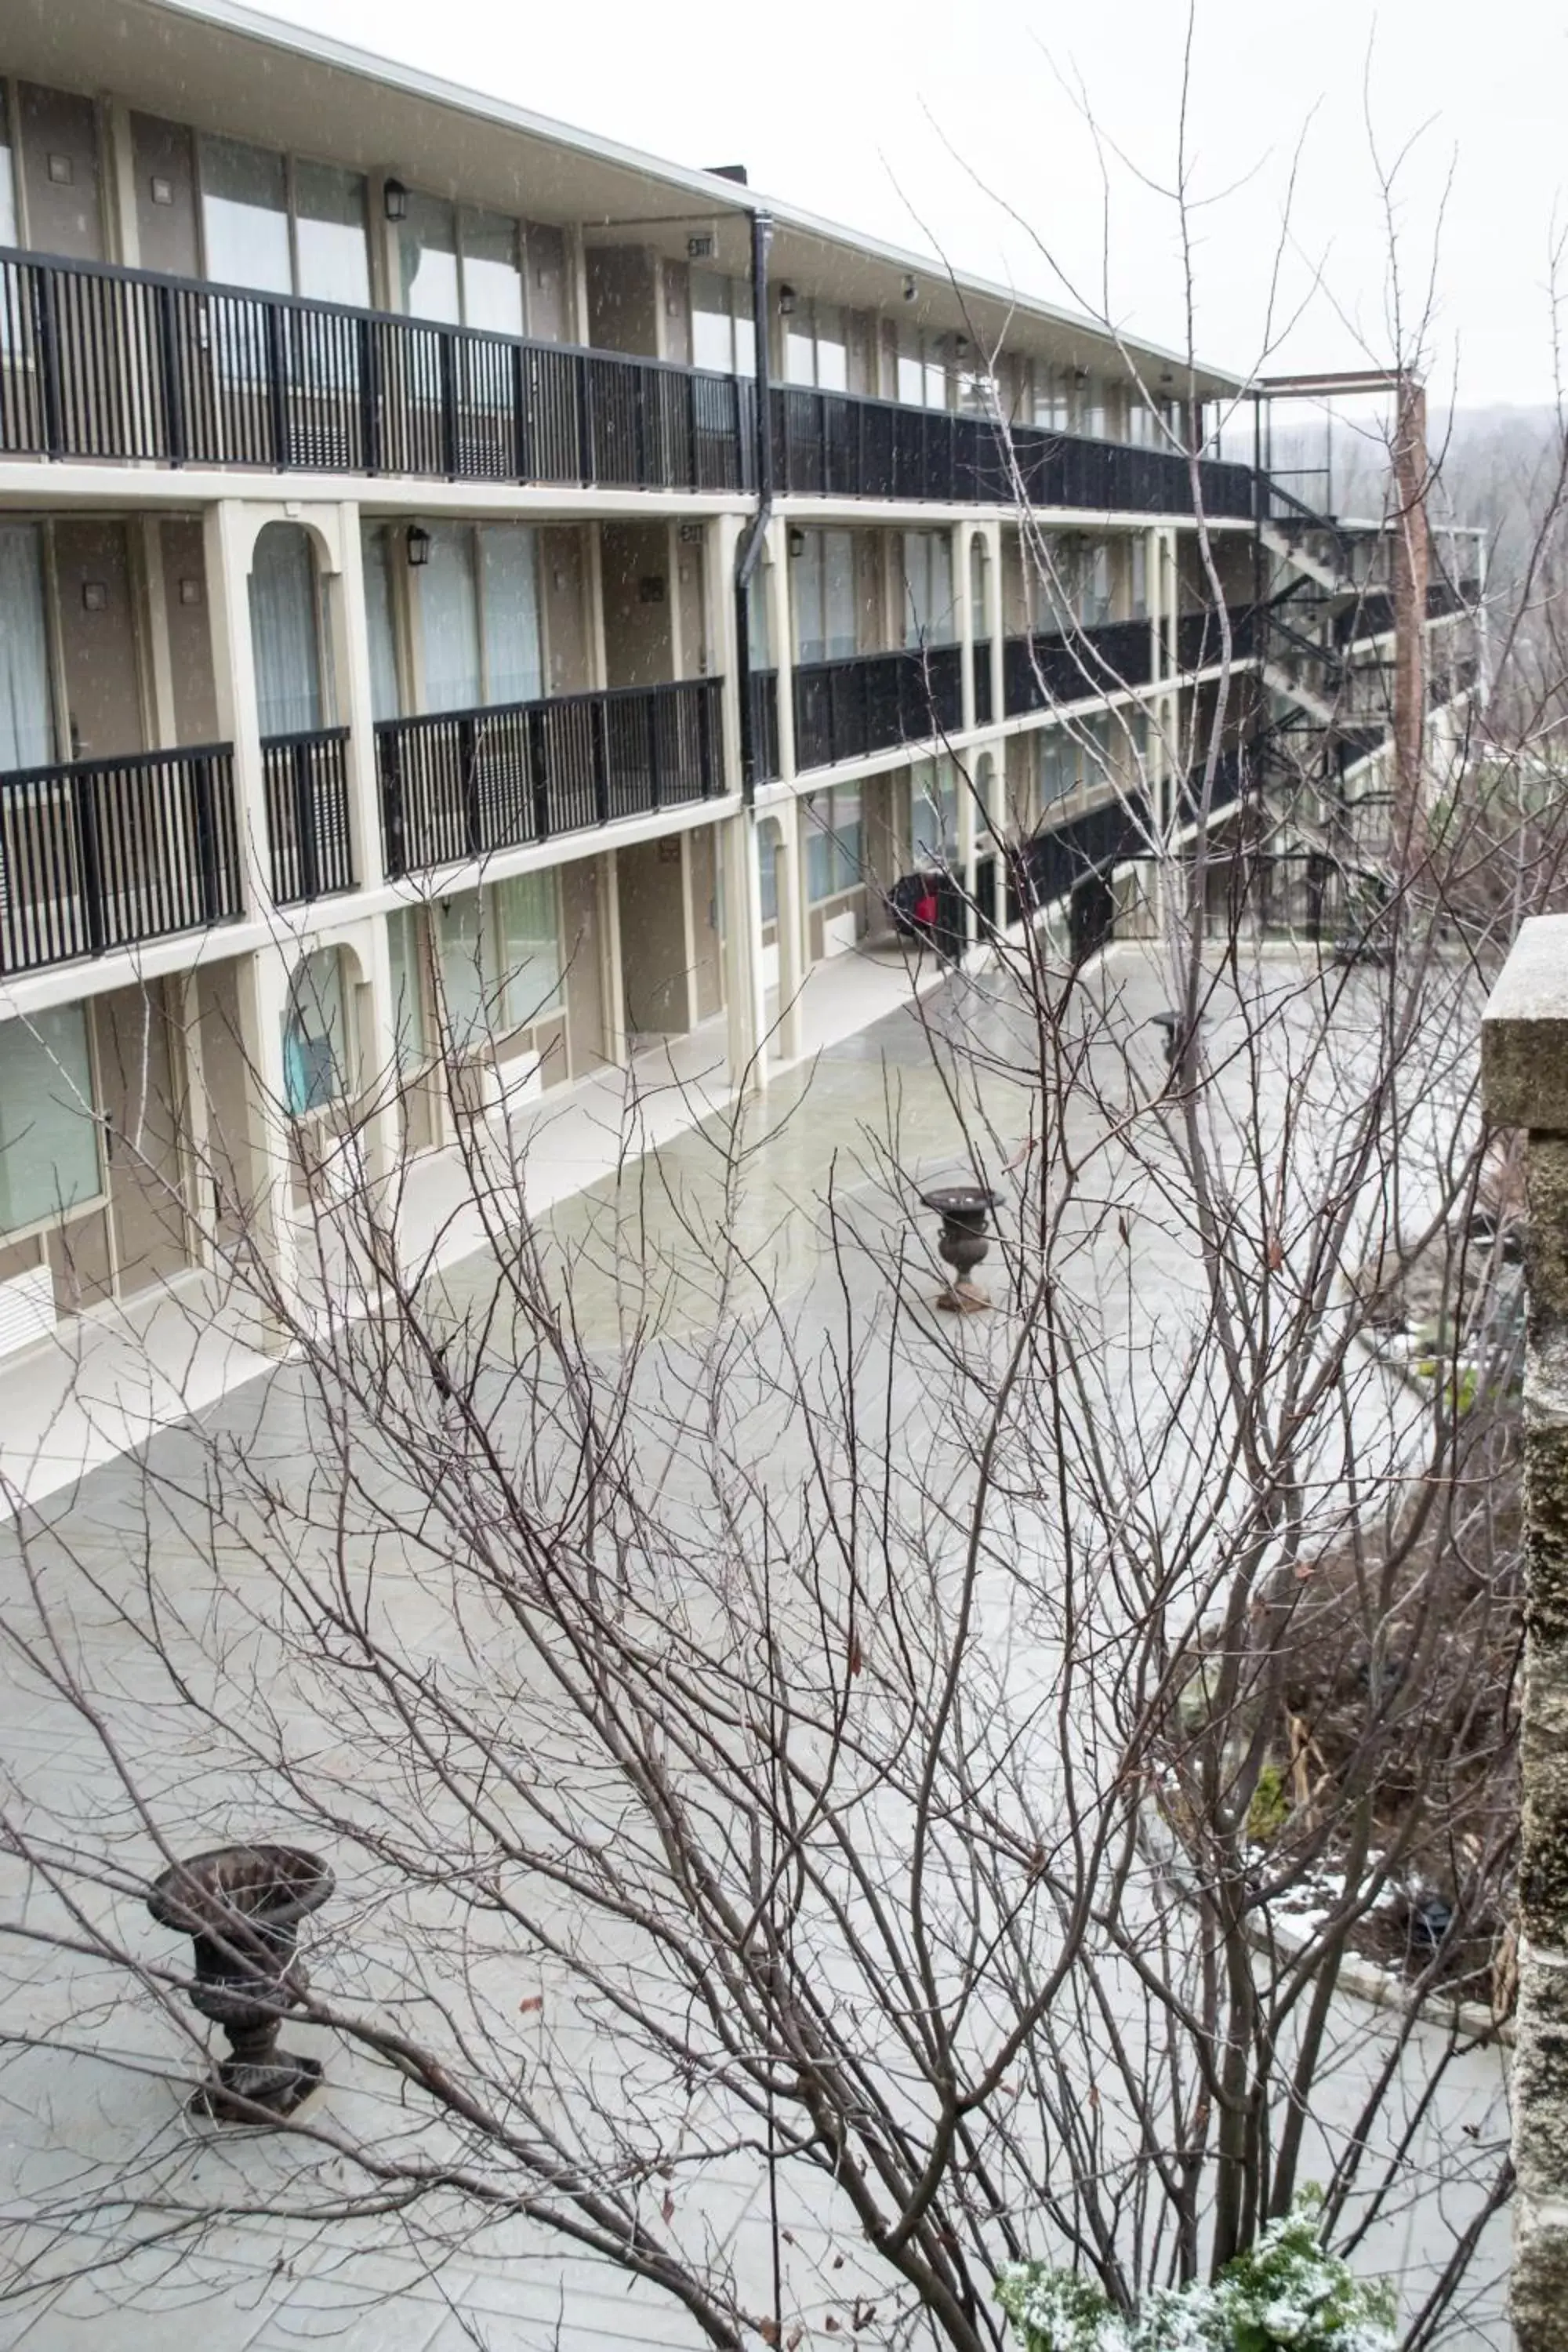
[0,524,54,771]
[249,525,324,738]
[480,527,542,706]
[360,524,401,722]
[419,525,481,713]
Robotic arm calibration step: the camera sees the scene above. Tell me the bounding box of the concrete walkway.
[0,941,946,1518]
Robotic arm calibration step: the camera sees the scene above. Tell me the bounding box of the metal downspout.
[734,209,774,806]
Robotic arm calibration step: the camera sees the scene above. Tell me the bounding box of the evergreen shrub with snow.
[994,2197,1398,2352]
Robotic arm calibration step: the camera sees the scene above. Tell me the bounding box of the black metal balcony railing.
[376,677,721,879]
[1,743,241,976]
[1005,789,1152,924]
[1176,748,1249,823]
[1174,606,1261,670]
[1004,616,1156,717]
[0,244,1261,517]
[261,726,355,906]
[772,384,1255,519]
[0,246,750,493]
[792,644,964,775]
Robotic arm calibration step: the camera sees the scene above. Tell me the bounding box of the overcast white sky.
[253,0,1560,410]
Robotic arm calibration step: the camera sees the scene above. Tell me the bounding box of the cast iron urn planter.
[920,1183,1001,1313]
[147,1843,334,2122]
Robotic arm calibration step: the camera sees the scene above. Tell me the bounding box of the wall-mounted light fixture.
[777,283,797,316]
[383,178,410,223]
[788,527,807,558]
[81,581,108,612]
[1073,365,1090,384]
[148,175,174,208]
[405,524,432,568]
[177,577,202,607]
[953,336,970,359]
[902,273,917,303]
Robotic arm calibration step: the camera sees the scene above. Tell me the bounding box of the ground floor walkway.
[0,941,947,1516]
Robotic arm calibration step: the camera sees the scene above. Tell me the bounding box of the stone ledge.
[1484,914,1568,1132]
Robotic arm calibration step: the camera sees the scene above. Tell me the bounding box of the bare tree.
[2,65,1565,2352]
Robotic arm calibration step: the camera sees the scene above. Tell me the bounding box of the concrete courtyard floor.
[0,939,1514,2350]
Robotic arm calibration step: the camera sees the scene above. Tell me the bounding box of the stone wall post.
[1482,911,1568,2352]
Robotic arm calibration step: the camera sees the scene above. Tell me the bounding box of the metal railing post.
[292,740,320,902]
[646,691,663,811]
[157,283,187,464]
[71,764,107,956]
[593,698,611,825]
[265,302,290,468]
[33,267,64,457]
[192,753,223,924]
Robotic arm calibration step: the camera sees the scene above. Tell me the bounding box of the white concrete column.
[600,849,628,1069]
[772,795,807,1065]
[332,499,386,893]
[176,968,216,1274]
[720,808,768,1097]
[986,519,1005,738]
[203,499,271,921]
[233,943,302,1347]
[356,913,401,1196]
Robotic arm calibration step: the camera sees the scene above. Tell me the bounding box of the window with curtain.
[399,191,461,324]
[804,786,859,902]
[200,135,291,292]
[387,907,426,1072]
[293,161,369,307]
[1130,538,1149,620]
[495,872,561,1025]
[746,572,772,671]
[200,137,369,306]
[480,527,543,706]
[1032,369,1070,431]
[690,270,754,376]
[0,524,55,771]
[1039,729,1075,811]
[0,1006,101,1236]
[1076,376,1108,439]
[794,531,855,665]
[902,532,955,648]
[283,948,350,1116]
[459,208,524,336]
[1082,544,1113,627]
[758,826,779,926]
[910,758,958,866]
[0,91,16,248]
[418,524,481,713]
[249,524,323,739]
[814,304,848,392]
[970,539,988,641]
[433,890,488,1052]
[361,524,401,723]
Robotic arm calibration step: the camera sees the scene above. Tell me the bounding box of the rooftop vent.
[706,164,748,184]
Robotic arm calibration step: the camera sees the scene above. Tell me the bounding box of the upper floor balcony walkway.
[0,244,1258,521]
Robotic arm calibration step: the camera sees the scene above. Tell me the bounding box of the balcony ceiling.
[3,0,1241,398]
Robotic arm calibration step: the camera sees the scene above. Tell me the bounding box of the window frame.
[0,1000,107,1246]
